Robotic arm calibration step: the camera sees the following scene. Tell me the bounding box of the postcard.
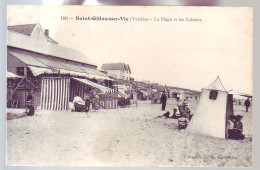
[6,5,252,167]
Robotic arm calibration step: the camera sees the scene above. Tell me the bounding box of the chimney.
[45,29,49,36]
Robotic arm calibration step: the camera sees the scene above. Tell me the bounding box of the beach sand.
[6,98,252,167]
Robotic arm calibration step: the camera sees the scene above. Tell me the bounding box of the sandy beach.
[6,98,252,167]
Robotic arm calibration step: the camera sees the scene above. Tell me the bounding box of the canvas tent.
[186,76,234,138]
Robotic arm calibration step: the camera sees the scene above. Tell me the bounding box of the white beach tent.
[186,76,234,138]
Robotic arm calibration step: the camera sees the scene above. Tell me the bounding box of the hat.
[236,115,243,120]
[173,107,178,110]
[230,115,236,119]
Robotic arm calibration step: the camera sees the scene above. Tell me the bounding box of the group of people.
[160,91,191,117]
[227,115,245,140]
[72,90,99,112]
[158,96,191,130]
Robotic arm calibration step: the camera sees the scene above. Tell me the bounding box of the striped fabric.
[99,92,118,109]
[40,78,70,110]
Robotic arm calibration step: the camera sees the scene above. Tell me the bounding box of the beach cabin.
[187,76,234,138]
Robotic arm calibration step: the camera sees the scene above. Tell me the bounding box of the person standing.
[244,98,251,112]
[85,93,91,113]
[160,91,167,111]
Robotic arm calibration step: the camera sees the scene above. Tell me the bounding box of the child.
[25,94,34,116]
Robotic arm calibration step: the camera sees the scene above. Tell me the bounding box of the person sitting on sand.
[73,93,85,111]
[233,115,245,140]
[178,102,191,120]
[162,111,171,118]
[227,115,245,140]
[25,93,34,116]
[157,111,171,119]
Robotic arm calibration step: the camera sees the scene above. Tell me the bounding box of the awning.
[28,66,113,81]
[72,77,114,93]
[229,91,252,99]
[6,71,24,78]
[87,74,114,81]
[28,66,54,76]
[9,50,113,81]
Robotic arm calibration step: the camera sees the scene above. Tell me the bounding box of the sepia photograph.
[6,5,252,167]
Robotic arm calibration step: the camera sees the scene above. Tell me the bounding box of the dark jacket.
[160,93,167,103]
[245,99,250,107]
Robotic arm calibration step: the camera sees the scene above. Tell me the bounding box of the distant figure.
[160,91,167,111]
[127,93,131,105]
[244,98,251,112]
[85,93,91,113]
[73,93,85,112]
[133,93,137,104]
[239,100,241,105]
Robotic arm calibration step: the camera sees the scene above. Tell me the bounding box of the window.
[209,90,218,100]
[16,67,24,76]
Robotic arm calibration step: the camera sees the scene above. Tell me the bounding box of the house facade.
[7,23,116,110]
[101,63,131,80]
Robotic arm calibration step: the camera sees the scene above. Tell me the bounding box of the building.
[101,63,131,80]
[7,23,117,110]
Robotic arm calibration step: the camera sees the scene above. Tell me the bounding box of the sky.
[7,6,253,94]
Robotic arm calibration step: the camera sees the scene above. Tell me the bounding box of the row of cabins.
[7,23,117,110]
[134,82,200,102]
